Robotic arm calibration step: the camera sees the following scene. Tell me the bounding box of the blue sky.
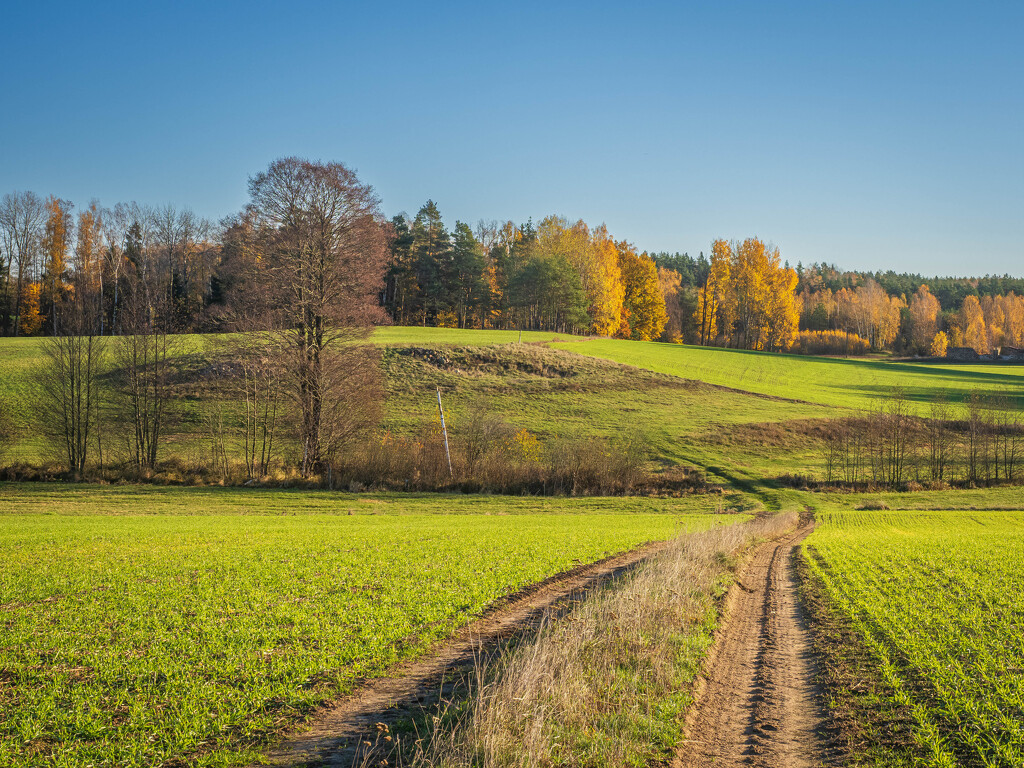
[1,1,1022,275]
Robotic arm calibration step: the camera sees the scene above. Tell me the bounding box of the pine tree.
[410,201,452,325]
[449,221,487,328]
[383,215,417,324]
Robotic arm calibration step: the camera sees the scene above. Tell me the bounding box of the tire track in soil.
[673,525,830,768]
[259,539,671,767]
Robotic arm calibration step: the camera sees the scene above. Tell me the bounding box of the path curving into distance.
[674,525,830,768]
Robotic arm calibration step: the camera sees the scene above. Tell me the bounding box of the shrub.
[790,330,871,356]
[324,410,706,496]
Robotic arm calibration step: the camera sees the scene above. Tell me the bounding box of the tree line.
[797,278,1024,356]
[3,185,1024,356]
[382,204,668,340]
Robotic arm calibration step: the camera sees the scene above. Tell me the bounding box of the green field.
[3,328,1024,766]
[550,338,1024,412]
[803,509,1024,766]
[0,484,738,767]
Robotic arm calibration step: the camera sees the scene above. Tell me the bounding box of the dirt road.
[673,525,829,768]
[261,539,670,767]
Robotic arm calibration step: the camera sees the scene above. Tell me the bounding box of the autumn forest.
[2,188,1024,355]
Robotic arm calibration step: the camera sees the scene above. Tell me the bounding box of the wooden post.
[437,387,453,478]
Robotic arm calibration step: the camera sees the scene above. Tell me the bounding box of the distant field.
[370,326,579,346]
[0,333,831,485]
[3,328,1023,489]
[803,509,1024,766]
[812,485,1024,512]
[549,338,1024,412]
[0,482,740,517]
[0,484,738,767]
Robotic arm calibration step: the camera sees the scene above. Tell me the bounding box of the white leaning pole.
[437,387,454,479]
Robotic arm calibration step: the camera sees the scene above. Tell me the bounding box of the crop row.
[804,510,1024,766]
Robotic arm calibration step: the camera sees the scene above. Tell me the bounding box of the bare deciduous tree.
[0,191,46,336]
[998,402,1022,482]
[965,390,986,485]
[927,395,953,481]
[113,248,177,472]
[34,252,107,474]
[242,157,389,476]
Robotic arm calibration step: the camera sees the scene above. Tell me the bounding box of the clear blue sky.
[2,1,1022,276]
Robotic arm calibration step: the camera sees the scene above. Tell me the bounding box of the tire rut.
[258,539,670,767]
[674,525,830,768]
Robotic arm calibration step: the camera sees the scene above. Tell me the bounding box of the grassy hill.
[548,337,1024,412]
[1,328,1020,495]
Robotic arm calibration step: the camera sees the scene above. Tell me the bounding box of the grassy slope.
[0,335,831,489]
[0,486,740,767]
[5,329,1022,413]
[381,344,829,496]
[549,338,1024,412]
[4,328,1022,500]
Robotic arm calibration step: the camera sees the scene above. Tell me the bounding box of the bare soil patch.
[673,525,832,768]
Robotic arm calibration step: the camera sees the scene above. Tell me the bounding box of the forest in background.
[2,189,1024,355]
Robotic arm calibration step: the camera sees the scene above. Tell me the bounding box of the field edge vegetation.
[352,511,798,768]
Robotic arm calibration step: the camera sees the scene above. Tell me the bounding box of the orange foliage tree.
[835,279,904,350]
[908,285,940,353]
[616,242,667,341]
[18,282,42,335]
[692,238,799,351]
[40,196,73,332]
[657,266,684,343]
[695,239,730,345]
[930,331,949,357]
[979,292,1024,350]
[959,295,988,353]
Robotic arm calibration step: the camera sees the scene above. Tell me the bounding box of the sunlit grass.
[0,485,740,767]
[549,338,1024,412]
[804,509,1024,765]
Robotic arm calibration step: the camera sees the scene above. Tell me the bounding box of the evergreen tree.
[509,253,589,332]
[383,214,417,323]
[410,201,452,325]
[450,221,487,327]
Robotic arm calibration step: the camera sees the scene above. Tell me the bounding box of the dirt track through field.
[674,524,829,768]
[260,539,671,767]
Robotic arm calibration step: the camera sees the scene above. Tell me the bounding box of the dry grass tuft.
[372,511,797,768]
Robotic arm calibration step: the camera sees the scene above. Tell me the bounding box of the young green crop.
[803,509,1024,766]
[0,486,740,766]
